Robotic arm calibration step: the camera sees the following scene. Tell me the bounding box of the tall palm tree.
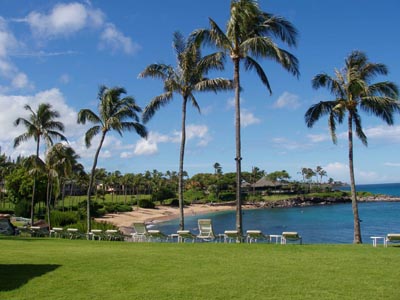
[14,103,67,225]
[192,0,299,236]
[139,31,233,230]
[305,51,400,243]
[45,143,80,227]
[77,85,147,232]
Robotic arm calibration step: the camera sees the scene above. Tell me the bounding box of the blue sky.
[1,0,400,184]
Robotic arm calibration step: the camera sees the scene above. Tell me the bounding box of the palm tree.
[45,143,80,226]
[192,0,299,236]
[14,103,67,225]
[139,31,233,230]
[77,85,147,233]
[305,51,400,243]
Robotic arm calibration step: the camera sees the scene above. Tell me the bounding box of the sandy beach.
[95,203,246,228]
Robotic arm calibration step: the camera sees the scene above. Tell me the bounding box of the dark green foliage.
[183,189,206,201]
[0,208,14,214]
[134,199,155,209]
[151,187,176,204]
[13,200,31,218]
[50,211,79,227]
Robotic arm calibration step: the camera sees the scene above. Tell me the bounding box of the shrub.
[50,211,79,227]
[137,199,155,209]
[151,187,176,204]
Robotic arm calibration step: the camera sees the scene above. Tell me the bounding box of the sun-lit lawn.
[0,236,399,300]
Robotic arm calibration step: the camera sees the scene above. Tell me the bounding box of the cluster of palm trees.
[8,1,400,243]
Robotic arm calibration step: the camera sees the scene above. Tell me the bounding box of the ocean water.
[339,182,400,196]
[155,183,400,244]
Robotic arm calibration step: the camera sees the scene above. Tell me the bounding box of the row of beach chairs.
[131,219,303,244]
[19,226,126,241]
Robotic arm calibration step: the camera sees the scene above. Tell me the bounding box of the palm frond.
[352,113,368,146]
[312,74,344,97]
[142,92,174,123]
[304,101,337,128]
[194,78,234,93]
[260,13,298,47]
[84,126,101,148]
[188,94,201,113]
[244,56,272,93]
[77,109,102,125]
[368,81,399,98]
[360,96,400,125]
[138,64,172,80]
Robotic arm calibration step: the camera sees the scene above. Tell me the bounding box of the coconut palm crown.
[139,31,233,230]
[77,85,147,232]
[305,50,400,243]
[191,0,299,236]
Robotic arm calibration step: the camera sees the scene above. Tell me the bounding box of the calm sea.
[155,183,400,244]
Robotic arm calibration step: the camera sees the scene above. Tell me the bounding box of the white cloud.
[26,2,104,38]
[226,98,235,109]
[364,125,400,142]
[99,23,140,55]
[307,133,329,143]
[384,162,400,167]
[272,137,310,151]
[132,125,211,156]
[22,3,138,56]
[273,92,300,109]
[324,162,348,181]
[0,88,82,157]
[241,110,261,127]
[0,17,34,91]
[59,74,70,84]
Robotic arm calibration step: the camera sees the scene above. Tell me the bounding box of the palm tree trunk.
[86,131,107,233]
[46,177,52,229]
[348,114,362,243]
[178,98,188,230]
[233,57,243,238]
[30,138,41,225]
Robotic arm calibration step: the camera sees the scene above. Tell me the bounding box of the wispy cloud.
[132,125,211,156]
[16,2,139,56]
[241,109,261,127]
[273,92,301,110]
[99,23,141,55]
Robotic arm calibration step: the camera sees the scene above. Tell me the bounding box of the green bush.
[151,187,176,204]
[0,208,15,215]
[14,199,30,218]
[135,199,155,209]
[183,189,206,201]
[50,211,79,227]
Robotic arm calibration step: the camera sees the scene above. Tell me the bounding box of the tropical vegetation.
[77,85,147,232]
[305,51,400,243]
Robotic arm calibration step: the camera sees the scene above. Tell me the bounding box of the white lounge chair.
[131,222,149,242]
[224,230,243,243]
[384,233,400,247]
[177,230,196,243]
[246,230,269,243]
[282,232,302,244]
[196,219,217,242]
[147,229,169,242]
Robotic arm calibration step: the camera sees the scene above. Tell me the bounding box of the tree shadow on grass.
[0,264,60,291]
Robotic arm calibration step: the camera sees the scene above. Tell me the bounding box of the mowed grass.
[0,237,399,300]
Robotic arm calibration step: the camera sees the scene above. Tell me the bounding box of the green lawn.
[0,237,399,299]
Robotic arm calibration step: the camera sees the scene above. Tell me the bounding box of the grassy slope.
[0,237,399,300]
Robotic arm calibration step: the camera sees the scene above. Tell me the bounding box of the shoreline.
[95,195,400,229]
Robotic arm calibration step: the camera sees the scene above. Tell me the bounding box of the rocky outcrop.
[0,214,17,235]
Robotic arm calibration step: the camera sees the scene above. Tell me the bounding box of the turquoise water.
[155,183,400,244]
[339,182,400,196]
